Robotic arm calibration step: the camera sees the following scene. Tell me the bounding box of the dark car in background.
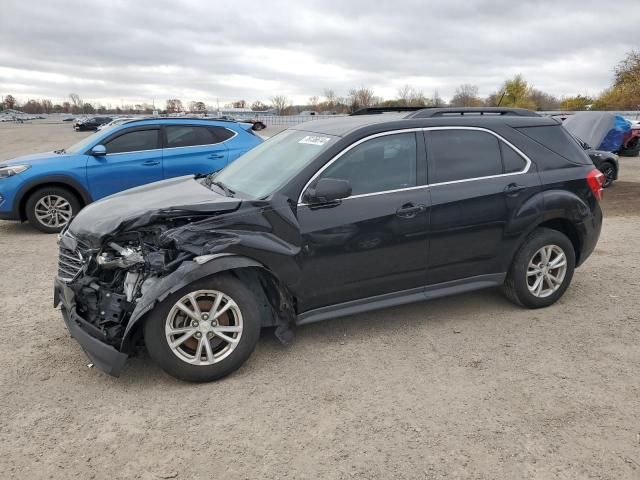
[74,116,113,131]
[54,107,604,382]
[575,136,619,187]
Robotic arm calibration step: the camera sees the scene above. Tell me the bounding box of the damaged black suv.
[54,107,604,382]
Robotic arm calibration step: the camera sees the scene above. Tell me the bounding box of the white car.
[97,117,136,131]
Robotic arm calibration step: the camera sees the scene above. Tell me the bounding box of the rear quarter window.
[517,125,591,165]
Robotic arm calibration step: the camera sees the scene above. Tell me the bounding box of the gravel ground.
[0,121,639,479]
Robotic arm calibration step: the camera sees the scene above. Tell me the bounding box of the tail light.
[586,169,605,201]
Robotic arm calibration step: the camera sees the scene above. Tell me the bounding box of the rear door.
[86,126,163,199]
[162,124,230,178]
[425,127,541,284]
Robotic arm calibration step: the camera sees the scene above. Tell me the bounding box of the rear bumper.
[54,278,128,376]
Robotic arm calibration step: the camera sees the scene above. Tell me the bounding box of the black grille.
[58,244,84,282]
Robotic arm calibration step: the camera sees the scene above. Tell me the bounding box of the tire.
[143,274,262,382]
[502,228,576,309]
[25,186,81,233]
[252,122,265,131]
[599,161,616,188]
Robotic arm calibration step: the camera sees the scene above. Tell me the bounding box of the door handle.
[208,153,225,159]
[142,160,160,166]
[504,183,526,196]
[396,203,427,219]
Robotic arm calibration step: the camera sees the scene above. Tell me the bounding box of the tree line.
[2,51,639,116]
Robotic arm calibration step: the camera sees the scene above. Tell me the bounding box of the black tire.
[25,186,81,233]
[502,228,576,309]
[252,122,265,131]
[143,274,262,382]
[599,161,616,188]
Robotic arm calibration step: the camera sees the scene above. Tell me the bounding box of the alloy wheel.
[34,195,73,228]
[526,245,568,298]
[165,290,243,365]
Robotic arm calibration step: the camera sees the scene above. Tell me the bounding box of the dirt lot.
[0,121,639,479]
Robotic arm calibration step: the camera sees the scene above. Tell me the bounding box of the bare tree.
[323,89,337,107]
[251,100,269,111]
[308,96,319,110]
[165,98,183,113]
[69,93,84,114]
[449,84,483,107]
[396,84,426,106]
[270,95,292,115]
[347,87,376,112]
[3,94,16,109]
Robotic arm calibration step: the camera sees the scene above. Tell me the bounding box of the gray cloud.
[0,0,638,106]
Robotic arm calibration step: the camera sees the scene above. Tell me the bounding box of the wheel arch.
[121,255,295,350]
[17,176,92,220]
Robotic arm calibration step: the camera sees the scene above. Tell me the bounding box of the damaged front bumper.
[54,277,128,376]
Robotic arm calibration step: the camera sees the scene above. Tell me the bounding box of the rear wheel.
[143,274,262,382]
[252,122,265,131]
[25,186,80,233]
[502,228,575,308]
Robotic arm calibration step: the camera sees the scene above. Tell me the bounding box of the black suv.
[74,116,112,131]
[54,107,604,382]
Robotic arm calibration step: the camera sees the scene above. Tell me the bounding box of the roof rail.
[122,116,241,124]
[406,107,540,118]
[350,106,427,116]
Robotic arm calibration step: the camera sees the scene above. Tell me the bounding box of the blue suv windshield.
[214,129,338,198]
[65,131,106,154]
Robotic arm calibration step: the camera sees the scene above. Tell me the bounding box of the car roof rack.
[121,116,240,124]
[350,106,427,116]
[407,107,540,118]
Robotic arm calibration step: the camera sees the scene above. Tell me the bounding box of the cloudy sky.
[0,0,638,107]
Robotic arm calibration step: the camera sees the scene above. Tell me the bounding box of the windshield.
[213,129,339,198]
[65,131,106,154]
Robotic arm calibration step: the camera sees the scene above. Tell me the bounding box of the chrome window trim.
[106,148,162,157]
[163,127,238,151]
[297,126,532,206]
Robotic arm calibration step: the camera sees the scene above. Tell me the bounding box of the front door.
[425,128,541,284]
[86,127,163,199]
[296,131,430,312]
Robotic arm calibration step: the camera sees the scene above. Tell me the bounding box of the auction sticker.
[298,135,331,146]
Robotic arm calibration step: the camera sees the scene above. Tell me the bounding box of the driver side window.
[105,129,160,154]
[316,132,417,196]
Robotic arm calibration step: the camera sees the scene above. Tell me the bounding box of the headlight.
[0,165,30,178]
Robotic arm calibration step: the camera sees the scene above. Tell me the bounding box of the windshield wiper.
[210,180,235,197]
[53,148,66,154]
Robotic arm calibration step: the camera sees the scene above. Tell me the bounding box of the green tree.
[560,95,593,111]
[498,74,537,109]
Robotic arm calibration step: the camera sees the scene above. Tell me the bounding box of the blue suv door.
[162,125,230,178]
[86,126,163,199]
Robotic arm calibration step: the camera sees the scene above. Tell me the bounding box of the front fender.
[120,254,263,347]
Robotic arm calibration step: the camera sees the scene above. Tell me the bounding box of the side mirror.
[91,144,107,156]
[305,178,352,204]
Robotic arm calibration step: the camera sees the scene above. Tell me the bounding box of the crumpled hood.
[69,175,242,247]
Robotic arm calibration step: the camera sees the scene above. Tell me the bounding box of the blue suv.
[0,118,262,232]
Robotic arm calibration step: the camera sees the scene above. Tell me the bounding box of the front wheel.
[25,186,80,233]
[599,162,616,188]
[143,274,262,382]
[502,228,576,308]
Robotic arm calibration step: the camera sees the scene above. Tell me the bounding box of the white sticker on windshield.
[298,135,331,146]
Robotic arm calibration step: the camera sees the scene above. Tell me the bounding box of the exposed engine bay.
[56,175,301,354]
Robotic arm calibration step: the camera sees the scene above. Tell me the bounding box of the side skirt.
[295,273,506,326]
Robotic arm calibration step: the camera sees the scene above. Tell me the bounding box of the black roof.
[291,111,558,137]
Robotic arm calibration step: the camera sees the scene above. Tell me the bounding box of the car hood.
[0,151,72,166]
[68,175,242,247]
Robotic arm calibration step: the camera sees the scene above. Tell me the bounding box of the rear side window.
[517,125,591,165]
[500,142,527,173]
[105,129,159,154]
[210,126,235,142]
[429,130,503,183]
[166,126,218,148]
